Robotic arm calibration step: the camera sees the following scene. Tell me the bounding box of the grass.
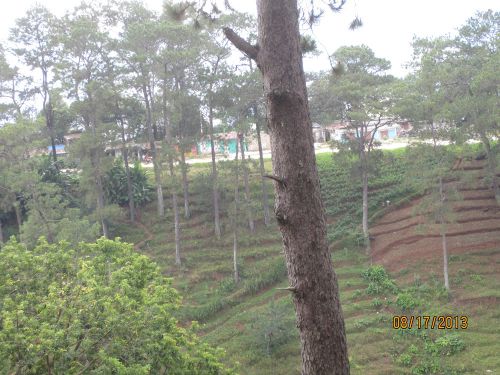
[114,146,499,374]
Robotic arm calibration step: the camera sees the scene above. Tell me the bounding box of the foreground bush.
[0,238,234,374]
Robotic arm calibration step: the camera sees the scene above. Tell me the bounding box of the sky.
[0,0,498,77]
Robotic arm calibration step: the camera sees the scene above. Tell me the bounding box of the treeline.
[0,1,270,256]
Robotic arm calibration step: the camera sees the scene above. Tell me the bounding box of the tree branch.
[263,174,287,188]
[222,27,259,61]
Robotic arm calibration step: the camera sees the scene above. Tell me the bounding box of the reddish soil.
[371,160,500,273]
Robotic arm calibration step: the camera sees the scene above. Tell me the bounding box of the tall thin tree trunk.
[42,68,57,162]
[14,202,22,241]
[439,177,450,290]
[208,99,221,239]
[240,135,255,232]
[480,134,499,204]
[163,67,181,265]
[170,161,181,266]
[255,111,271,226]
[123,147,135,223]
[233,135,240,282]
[119,116,135,222]
[179,147,191,219]
[441,225,450,290]
[143,84,164,217]
[96,176,109,239]
[224,2,349,372]
[362,166,371,256]
[0,218,4,244]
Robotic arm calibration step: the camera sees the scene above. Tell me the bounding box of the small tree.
[0,237,235,374]
[313,45,395,257]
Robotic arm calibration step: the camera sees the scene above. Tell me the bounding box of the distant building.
[312,122,331,143]
[197,132,248,155]
[247,132,271,152]
[47,144,67,156]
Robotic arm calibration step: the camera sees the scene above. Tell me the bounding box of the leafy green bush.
[396,292,420,312]
[250,297,296,356]
[362,265,398,295]
[371,297,383,309]
[104,159,153,207]
[0,237,234,374]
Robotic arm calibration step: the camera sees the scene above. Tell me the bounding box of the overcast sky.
[0,0,498,77]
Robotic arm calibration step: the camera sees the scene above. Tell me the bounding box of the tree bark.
[119,115,135,222]
[179,147,191,219]
[96,176,109,239]
[0,218,4,244]
[233,136,240,282]
[240,135,255,232]
[225,2,349,373]
[170,161,182,266]
[143,83,164,217]
[163,68,182,265]
[479,134,499,204]
[361,165,371,257]
[439,177,450,291]
[255,110,271,226]
[41,67,57,162]
[208,98,221,239]
[14,202,22,240]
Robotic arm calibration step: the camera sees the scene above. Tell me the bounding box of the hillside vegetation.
[114,147,500,374]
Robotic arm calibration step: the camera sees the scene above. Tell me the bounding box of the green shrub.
[396,292,420,312]
[371,297,383,309]
[104,159,153,207]
[0,237,234,374]
[434,334,465,355]
[362,265,398,295]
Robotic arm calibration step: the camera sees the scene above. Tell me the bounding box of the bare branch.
[263,174,287,188]
[222,27,259,61]
[276,286,297,293]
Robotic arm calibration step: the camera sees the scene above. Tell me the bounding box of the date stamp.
[392,315,468,330]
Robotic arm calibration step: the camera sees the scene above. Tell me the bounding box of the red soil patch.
[371,160,500,273]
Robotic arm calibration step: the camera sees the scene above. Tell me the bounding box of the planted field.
[115,147,499,374]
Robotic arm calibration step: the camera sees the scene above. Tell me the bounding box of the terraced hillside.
[372,158,500,273]
[113,150,500,374]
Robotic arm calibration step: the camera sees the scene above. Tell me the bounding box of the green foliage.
[0,237,234,374]
[362,265,398,295]
[396,292,420,312]
[317,151,416,244]
[104,159,153,207]
[371,297,383,309]
[249,297,296,356]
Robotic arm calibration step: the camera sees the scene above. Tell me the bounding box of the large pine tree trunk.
[240,135,255,232]
[208,100,221,239]
[179,148,191,219]
[255,112,271,226]
[225,2,349,373]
